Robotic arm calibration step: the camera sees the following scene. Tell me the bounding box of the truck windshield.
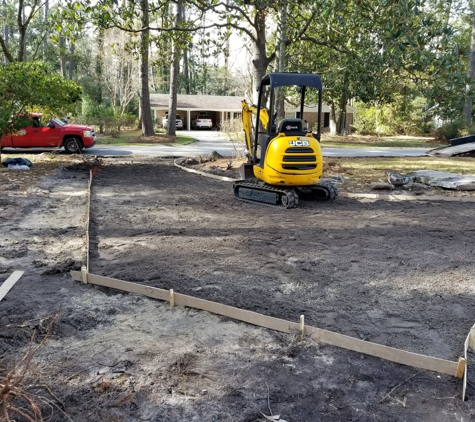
[51,117,67,127]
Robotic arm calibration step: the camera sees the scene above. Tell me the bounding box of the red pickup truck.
[0,114,96,153]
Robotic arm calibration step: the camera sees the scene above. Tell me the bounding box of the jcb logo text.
[289,140,310,146]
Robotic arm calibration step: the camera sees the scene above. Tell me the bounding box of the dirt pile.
[0,156,474,421]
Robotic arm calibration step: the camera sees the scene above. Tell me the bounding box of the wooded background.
[1,0,475,138]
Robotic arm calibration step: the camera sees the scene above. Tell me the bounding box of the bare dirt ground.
[1,155,475,421]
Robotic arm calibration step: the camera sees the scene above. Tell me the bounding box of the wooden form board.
[72,271,169,301]
[71,270,460,377]
[85,169,93,273]
[0,271,24,302]
[462,324,475,400]
[174,161,236,182]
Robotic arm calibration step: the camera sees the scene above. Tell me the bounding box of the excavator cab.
[235,72,337,209]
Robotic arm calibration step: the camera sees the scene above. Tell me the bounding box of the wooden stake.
[86,169,93,273]
[463,332,469,401]
[300,315,305,338]
[81,267,88,284]
[169,289,174,308]
[456,357,466,379]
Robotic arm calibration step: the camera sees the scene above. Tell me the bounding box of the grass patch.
[325,156,475,191]
[96,130,445,149]
[96,130,195,146]
[174,135,196,145]
[0,151,78,166]
[320,134,446,149]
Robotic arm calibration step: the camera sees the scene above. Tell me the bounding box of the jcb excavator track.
[234,181,338,208]
[297,183,338,202]
[233,181,299,209]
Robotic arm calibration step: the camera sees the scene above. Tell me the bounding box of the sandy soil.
[1,155,475,421]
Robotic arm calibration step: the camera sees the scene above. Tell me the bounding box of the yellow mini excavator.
[234,72,337,208]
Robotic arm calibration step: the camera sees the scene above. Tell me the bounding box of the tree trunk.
[222,0,231,94]
[336,90,348,135]
[251,9,271,103]
[1,0,41,63]
[139,0,155,136]
[43,0,49,59]
[3,0,9,63]
[18,2,26,62]
[59,35,67,78]
[463,3,475,123]
[95,28,104,104]
[150,65,157,92]
[167,0,183,136]
[69,42,75,80]
[167,55,179,136]
[181,6,190,95]
[273,1,287,120]
[183,48,190,95]
[329,103,337,135]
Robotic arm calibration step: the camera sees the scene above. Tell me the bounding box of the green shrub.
[434,120,475,141]
[75,96,137,134]
[353,95,430,136]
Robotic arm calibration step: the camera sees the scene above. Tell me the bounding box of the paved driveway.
[82,131,241,157]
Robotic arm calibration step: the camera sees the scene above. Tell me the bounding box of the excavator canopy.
[258,72,323,90]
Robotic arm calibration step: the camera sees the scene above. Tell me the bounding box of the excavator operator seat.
[277,118,306,136]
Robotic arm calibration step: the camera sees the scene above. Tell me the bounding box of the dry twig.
[378,370,423,404]
[265,381,272,416]
[0,313,62,421]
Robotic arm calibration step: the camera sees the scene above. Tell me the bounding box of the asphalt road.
[3,130,432,157]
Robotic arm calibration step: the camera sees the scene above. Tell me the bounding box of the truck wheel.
[63,137,82,154]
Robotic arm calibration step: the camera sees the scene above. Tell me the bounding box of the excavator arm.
[241,99,270,157]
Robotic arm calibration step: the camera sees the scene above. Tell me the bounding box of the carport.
[150,93,356,133]
[149,94,243,131]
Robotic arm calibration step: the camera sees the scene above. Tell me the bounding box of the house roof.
[150,93,242,111]
[150,93,357,113]
[287,104,358,113]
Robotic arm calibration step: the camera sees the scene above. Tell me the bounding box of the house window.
[285,112,296,119]
[324,113,330,128]
[233,112,241,119]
